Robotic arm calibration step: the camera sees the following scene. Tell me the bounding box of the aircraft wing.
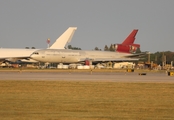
[19,53,145,63]
[93,58,140,62]
[124,52,148,58]
[78,52,147,63]
[0,56,30,62]
[79,57,140,63]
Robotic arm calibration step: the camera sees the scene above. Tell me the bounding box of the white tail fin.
[49,27,77,49]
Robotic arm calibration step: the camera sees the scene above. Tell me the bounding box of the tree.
[94,47,99,51]
[67,45,81,50]
[104,45,109,51]
[72,47,81,50]
[109,44,115,51]
[67,45,72,49]
[135,48,141,53]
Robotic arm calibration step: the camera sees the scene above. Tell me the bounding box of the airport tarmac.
[0,71,173,83]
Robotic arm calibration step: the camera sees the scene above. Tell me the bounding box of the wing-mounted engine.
[115,44,140,53]
[85,58,93,65]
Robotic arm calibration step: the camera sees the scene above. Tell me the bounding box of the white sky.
[0,0,174,53]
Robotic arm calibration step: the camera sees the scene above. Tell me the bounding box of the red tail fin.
[122,29,138,45]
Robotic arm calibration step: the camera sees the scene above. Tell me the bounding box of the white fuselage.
[30,49,132,63]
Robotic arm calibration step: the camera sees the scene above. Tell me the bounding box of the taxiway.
[0,71,173,83]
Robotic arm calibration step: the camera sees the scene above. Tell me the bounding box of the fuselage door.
[61,56,66,62]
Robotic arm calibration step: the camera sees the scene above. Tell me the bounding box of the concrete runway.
[0,71,173,83]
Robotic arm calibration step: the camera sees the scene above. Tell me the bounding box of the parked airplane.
[114,29,140,53]
[0,27,77,63]
[30,49,146,66]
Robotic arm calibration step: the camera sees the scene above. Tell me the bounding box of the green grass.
[0,81,174,120]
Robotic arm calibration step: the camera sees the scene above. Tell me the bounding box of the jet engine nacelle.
[115,44,140,53]
[85,59,92,65]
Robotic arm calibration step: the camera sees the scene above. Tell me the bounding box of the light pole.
[47,38,50,48]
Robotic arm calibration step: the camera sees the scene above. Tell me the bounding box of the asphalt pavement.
[0,71,173,83]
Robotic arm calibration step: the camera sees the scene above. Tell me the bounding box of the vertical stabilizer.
[49,27,77,49]
[122,29,138,45]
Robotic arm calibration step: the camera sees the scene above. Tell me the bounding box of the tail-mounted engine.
[115,44,140,53]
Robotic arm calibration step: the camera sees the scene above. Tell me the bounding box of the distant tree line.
[67,44,115,51]
[67,45,81,50]
[25,47,36,49]
[142,51,174,65]
[94,44,115,51]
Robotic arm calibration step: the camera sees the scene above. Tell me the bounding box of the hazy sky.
[0,0,174,53]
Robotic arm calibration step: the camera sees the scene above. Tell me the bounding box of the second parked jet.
[0,27,77,63]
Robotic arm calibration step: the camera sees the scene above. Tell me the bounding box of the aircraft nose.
[30,54,35,59]
[30,53,39,60]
